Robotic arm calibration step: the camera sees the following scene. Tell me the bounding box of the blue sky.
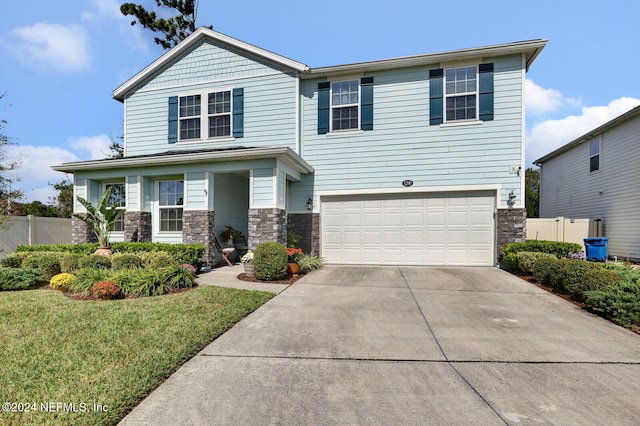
[1,0,639,202]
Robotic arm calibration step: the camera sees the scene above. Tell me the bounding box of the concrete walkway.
[120,265,640,425]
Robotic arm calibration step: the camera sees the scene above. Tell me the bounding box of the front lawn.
[0,286,274,425]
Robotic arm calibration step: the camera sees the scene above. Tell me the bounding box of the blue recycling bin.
[584,237,608,261]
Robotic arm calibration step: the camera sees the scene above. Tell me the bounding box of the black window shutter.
[360,77,374,131]
[479,63,494,121]
[429,69,443,125]
[168,96,178,143]
[317,82,330,134]
[232,88,244,138]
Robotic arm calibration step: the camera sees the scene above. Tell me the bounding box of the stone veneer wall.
[287,213,320,255]
[248,208,287,250]
[123,211,152,243]
[71,216,97,244]
[496,208,526,260]
[182,210,215,264]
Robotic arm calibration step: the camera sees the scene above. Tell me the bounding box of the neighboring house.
[53,28,546,266]
[534,105,640,261]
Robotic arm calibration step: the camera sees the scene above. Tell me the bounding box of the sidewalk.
[196,264,291,294]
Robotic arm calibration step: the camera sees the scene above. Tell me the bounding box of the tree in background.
[0,94,23,229]
[120,0,210,49]
[525,167,540,218]
[49,179,73,218]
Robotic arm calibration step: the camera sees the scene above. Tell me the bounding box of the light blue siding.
[127,176,139,210]
[277,170,286,207]
[296,54,524,208]
[185,172,207,209]
[214,173,249,239]
[125,58,298,156]
[252,168,274,207]
[74,178,86,212]
[142,177,153,211]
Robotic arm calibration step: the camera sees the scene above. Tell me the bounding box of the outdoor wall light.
[507,190,516,208]
[307,197,313,210]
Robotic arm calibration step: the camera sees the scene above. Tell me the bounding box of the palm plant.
[74,186,125,248]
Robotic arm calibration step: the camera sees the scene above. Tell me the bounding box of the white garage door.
[321,191,495,265]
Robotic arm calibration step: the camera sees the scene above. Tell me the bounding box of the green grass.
[0,286,274,425]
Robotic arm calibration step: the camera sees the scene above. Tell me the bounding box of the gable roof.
[113,27,311,101]
[113,27,547,101]
[534,105,640,165]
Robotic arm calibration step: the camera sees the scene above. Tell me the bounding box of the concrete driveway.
[121,266,640,425]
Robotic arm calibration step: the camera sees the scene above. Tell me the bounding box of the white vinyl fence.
[526,217,603,252]
[0,216,72,258]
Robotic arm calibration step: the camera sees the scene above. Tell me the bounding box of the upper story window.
[331,80,359,131]
[429,63,493,126]
[169,88,243,143]
[158,180,184,232]
[445,66,477,122]
[105,183,126,232]
[590,137,601,172]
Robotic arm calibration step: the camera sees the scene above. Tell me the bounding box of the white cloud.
[525,79,580,116]
[5,144,78,203]
[1,23,91,73]
[82,0,150,53]
[68,134,113,160]
[526,97,640,165]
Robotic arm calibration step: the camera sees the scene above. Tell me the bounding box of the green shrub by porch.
[516,251,557,274]
[254,242,288,281]
[560,259,603,298]
[79,254,112,270]
[0,267,45,291]
[21,253,61,281]
[500,240,582,271]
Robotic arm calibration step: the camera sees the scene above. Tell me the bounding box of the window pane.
[179,95,201,117]
[160,208,183,232]
[590,138,600,156]
[106,183,125,207]
[208,91,231,115]
[209,115,231,137]
[446,67,476,94]
[180,118,201,139]
[159,181,184,206]
[332,106,358,130]
[332,81,358,106]
[446,95,476,121]
[590,155,599,172]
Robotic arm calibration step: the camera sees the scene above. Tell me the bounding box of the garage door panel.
[321,192,494,265]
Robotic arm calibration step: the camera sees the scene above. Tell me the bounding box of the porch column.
[248,208,287,250]
[183,210,216,265]
[123,211,152,242]
[71,215,97,244]
[496,208,527,261]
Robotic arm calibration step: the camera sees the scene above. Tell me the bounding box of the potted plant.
[221,225,241,245]
[74,186,125,256]
[286,247,303,275]
[241,252,254,276]
[91,280,120,300]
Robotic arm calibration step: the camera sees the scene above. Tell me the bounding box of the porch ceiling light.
[307,197,313,210]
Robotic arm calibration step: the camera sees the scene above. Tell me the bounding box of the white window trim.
[329,78,361,133]
[103,181,126,234]
[178,87,235,143]
[155,178,186,235]
[443,65,479,124]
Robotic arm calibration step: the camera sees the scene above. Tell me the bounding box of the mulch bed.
[236,272,303,285]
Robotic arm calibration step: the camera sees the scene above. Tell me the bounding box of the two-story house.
[53,28,546,266]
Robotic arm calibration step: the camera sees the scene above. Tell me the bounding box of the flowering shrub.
[287,247,303,263]
[241,252,254,264]
[92,280,120,299]
[49,273,75,290]
[568,252,586,260]
[180,263,197,273]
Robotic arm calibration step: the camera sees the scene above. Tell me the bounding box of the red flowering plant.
[92,280,120,299]
[287,247,303,263]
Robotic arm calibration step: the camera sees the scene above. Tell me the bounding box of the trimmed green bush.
[0,267,45,291]
[254,242,288,281]
[111,253,143,270]
[297,254,324,272]
[79,254,112,270]
[560,260,602,298]
[533,256,563,286]
[145,252,180,269]
[21,253,61,281]
[60,253,83,273]
[501,240,582,271]
[586,281,640,328]
[579,268,622,295]
[0,252,29,268]
[516,252,557,274]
